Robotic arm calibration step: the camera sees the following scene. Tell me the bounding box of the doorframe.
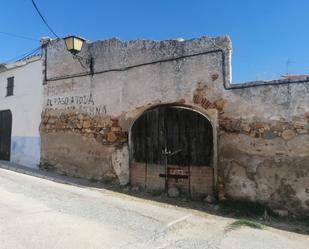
[128,103,218,195]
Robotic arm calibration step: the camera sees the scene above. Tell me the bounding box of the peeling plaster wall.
[41,36,309,214]
[41,36,229,185]
[217,83,309,214]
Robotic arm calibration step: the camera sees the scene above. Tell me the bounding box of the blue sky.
[1,0,308,82]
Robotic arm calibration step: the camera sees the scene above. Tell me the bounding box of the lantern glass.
[64,36,85,54]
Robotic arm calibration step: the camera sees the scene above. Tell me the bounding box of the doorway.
[0,110,12,161]
[130,106,214,199]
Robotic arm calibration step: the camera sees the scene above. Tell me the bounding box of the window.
[6,77,14,97]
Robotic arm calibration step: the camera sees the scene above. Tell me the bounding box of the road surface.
[0,168,308,249]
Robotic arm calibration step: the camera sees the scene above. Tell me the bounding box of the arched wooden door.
[131,106,214,199]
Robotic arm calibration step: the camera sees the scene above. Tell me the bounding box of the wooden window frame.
[6,77,14,97]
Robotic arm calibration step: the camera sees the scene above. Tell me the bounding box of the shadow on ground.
[46,171,309,235]
[107,185,309,236]
[1,162,308,236]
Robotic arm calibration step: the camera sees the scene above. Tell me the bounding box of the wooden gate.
[131,106,214,198]
[0,110,12,161]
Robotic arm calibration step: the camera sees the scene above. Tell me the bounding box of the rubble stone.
[167,187,180,198]
[107,132,117,143]
[273,209,289,217]
[40,112,128,146]
[111,126,121,132]
[297,129,308,134]
[83,120,91,128]
[263,130,277,139]
[204,195,216,203]
[281,129,297,140]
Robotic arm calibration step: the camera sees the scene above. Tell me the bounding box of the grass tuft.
[225,219,264,232]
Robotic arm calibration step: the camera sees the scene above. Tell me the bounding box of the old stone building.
[40,36,309,214]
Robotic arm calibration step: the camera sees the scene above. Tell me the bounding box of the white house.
[0,56,43,168]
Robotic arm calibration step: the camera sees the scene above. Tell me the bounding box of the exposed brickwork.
[167,165,190,195]
[130,163,214,199]
[190,166,214,199]
[130,162,146,188]
[193,81,226,111]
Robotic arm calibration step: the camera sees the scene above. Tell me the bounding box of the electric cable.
[17,47,41,61]
[0,31,39,41]
[30,0,59,38]
[4,46,42,64]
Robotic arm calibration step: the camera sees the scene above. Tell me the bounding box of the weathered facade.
[40,36,309,214]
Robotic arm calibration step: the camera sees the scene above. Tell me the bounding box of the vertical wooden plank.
[173,108,181,165]
[146,110,153,164]
[203,117,213,165]
[178,108,187,166]
[140,113,146,162]
[145,107,166,193]
[178,108,190,194]
[164,107,171,164]
[158,107,165,165]
[189,110,197,165]
[197,112,204,165]
[151,108,159,164]
[166,107,180,165]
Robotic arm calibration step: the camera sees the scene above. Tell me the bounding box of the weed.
[225,219,264,232]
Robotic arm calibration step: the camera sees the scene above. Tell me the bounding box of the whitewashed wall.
[0,58,43,168]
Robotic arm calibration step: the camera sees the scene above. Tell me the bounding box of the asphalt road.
[0,168,308,249]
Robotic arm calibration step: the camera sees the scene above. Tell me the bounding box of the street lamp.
[64,35,85,55]
[63,35,93,74]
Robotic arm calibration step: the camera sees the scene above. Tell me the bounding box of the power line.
[0,31,39,41]
[3,46,42,64]
[6,47,41,63]
[17,47,41,61]
[31,0,59,38]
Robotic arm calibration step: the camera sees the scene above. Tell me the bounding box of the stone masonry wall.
[41,36,230,185]
[41,35,309,214]
[40,110,128,183]
[193,77,309,214]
